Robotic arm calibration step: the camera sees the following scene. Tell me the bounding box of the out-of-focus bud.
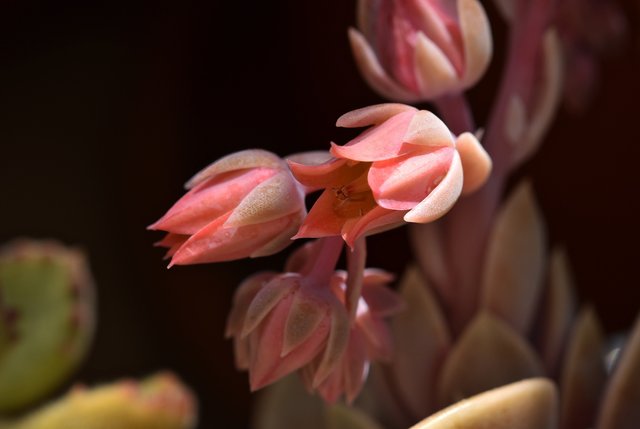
[0,240,95,413]
[149,149,306,266]
[289,104,491,246]
[225,240,350,392]
[4,372,197,429]
[349,0,492,101]
[301,269,403,404]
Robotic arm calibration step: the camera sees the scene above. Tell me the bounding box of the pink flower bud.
[149,150,306,266]
[289,104,491,246]
[225,271,350,392]
[350,0,492,101]
[301,269,404,404]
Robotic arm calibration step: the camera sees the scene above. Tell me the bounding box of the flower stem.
[434,93,475,134]
[346,237,367,322]
[306,237,344,288]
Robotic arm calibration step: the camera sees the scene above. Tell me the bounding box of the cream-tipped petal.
[413,378,557,429]
[225,173,303,227]
[391,265,451,418]
[413,32,459,99]
[455,132,492,194]
[250,211,305,258]
[437,312,543,407]
[326,403,385,429]
[597,314,640,429]
[402,110,455,148]
[480,181,546,335]
[225,271,277,338]
[459,0,493,89]
[282,291,328,357]
[505,95,527,145]
[242,275,298,338]
[348,28,421,103]
[252,375,325,429]
[285,150,333,166]
[513,29,563,167]
[536,248,576,375]
[560,307,606,429]
[336,104,417,128]
[312,300,350,388]
[185,149,284,189]
[404,151,463,223]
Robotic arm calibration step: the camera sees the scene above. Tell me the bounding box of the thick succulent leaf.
[480,181,546,335]
[437,312,544,407]
[402,110,454,148]
[391,265,451,418]
[412,378,558,429]
[326,404,384,429]
[512,29,563,168]
[535,248,576,376]
[559,307,606,429]
[596,314,640,429]
[253,375,325,429]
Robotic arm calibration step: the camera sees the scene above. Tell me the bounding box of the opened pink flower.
[149,149,306,266]
[289,104,491,246]
[349,0,492,101]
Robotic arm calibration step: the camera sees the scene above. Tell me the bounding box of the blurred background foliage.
[0,0,639,427]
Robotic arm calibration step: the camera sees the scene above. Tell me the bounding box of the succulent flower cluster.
[145,0,635,427]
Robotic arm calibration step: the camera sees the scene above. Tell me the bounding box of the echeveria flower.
[349,0,492,101]
[149,149,306,266]
[289,104,491,246]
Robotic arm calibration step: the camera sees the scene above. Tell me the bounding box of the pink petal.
[336,104,417,128]
[150,168,277,234]
[170,213,298,266]
[282,288,331,357]
[185,149,284,189]
[341,206,407,248]
[402,110,455,148]
[343,328,369,404]
[369,147,454,210]
[403,150,463,223]
[361,280,404,317]
[249,294,330,391]
[455,132,492,194]
[459,0,493,88]
[242,274,300,337]
[330,110,417,162]
[225,271,278,338]
[288,158,368,190]
[348,28,420,103]
[293,190,346,240]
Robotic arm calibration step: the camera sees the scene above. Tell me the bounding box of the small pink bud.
[226,272,349,392]
[149,150,306,266]
[350,0,492,101]
[290,104,491,246]
[301,269,403,404]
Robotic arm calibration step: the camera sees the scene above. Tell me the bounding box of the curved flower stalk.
[349,0,492,102]
[0,373,197,429]
[289,104,491,247]
[225,238,402,403]
[0,240,95,413]
[149,149,306,266]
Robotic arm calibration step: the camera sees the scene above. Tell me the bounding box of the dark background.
[1,1,639,428]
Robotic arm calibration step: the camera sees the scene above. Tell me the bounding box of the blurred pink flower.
[225,238,350,392]
[289,104,491,246]
[149,149,306,266]
[301,269,403,404]
[349,0,492,101]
